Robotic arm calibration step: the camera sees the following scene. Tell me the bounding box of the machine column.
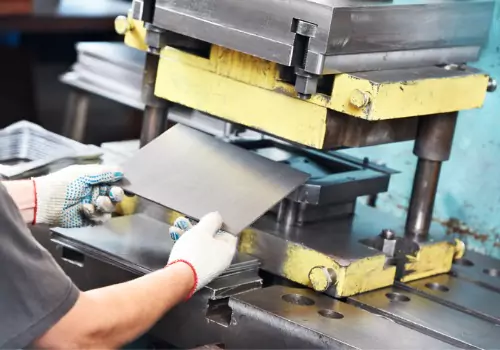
[140,53,169,147]
[405,112,458,240]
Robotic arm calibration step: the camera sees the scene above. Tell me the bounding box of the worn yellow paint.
[122,17,148,52]
[282,244,396,297]
[156,46,329,148]
[342,255,396,294]
[115,195,138,216]
[330,72,489,120]
[400,241,455,282]
[153,45,489,148]
[239,228,396,297]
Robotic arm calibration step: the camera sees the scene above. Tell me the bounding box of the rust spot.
[273,86,296,98]
[437,217,489,243]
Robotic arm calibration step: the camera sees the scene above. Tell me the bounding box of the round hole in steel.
[385,292,410,302]
[425,282,450,292]
[281,294,315,306]
[483,268,500,277]
[318,309,344,319]
[453,258,474,267]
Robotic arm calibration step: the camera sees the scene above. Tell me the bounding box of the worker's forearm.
[35,262,194,349]
[2,180,35,223]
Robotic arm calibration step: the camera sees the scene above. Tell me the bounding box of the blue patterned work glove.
[33,165,124,228]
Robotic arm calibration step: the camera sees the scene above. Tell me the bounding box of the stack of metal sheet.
[0,121,102,179]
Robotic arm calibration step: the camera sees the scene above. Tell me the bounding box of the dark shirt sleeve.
[0,183,79,348]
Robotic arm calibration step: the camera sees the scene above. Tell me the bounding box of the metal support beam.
[140,53,169,147]
[405,112,458,240]
[63,89,90,142]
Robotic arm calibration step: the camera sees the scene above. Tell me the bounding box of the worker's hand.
[33,165,124,228]
[167,212,237,297]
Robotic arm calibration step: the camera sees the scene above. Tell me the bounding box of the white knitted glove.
[167,212,238,298]
[33,165,124,228]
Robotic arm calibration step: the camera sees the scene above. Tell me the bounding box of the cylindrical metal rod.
[140,53,169,147]
[63,90,89,142]
[405,112,458,240]
[405,159,442,239]
[140,105,166,147]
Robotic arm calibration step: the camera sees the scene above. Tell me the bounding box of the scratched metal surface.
[121,124,309,234]
[343,2,500,257]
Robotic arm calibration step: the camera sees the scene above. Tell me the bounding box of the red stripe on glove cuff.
[32,179,37,225]
[166,259,198,299]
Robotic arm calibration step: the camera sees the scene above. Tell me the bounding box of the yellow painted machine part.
[400,241,455,282]
[156,46,328,148]
[239,229,396,297]
[330,73,489,121]
[119,15,148,52]
[153,45,489,148]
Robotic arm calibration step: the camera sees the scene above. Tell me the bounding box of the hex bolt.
[380,229,396,240]
[309,266,336,292]
[114,15,133,35]
[350,89,370,108]
[487,77,497,92]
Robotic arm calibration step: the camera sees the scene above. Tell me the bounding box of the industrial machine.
[46,0,500,348]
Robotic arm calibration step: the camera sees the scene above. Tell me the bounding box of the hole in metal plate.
[483,268,500,278]
[453,258,474,267]
[425,282,450,292]
[318,309,344,319]
[385,292,410,302]
[282,294,315,306]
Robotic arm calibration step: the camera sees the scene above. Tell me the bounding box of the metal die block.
[154,45,489,150]
[398,274,500,325]
[349,286,500,349]
[329,67,489,120]
[228,286,456,349]
[452,250,500,293]
[240,204,458,297]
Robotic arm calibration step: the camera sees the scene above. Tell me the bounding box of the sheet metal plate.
[349,286,500,349]
[121,125,309,234]
[51,214,259,275]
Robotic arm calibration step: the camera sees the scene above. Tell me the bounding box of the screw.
[380,229,396,240]
[309,266,336,292]
[350,89,370,108]
[487,77,497,92]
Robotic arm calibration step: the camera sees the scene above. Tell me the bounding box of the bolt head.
[295,75,318,97]
[350,89,370,108]
[114,15,132,35]
[309,266,336,292]
[380,229,396,240]
[487,78,497,92]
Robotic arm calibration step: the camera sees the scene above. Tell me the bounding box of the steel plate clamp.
[169,216,228,242]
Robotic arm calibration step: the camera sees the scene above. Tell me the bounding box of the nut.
[309,266,336,292]
[350,89,370,108]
